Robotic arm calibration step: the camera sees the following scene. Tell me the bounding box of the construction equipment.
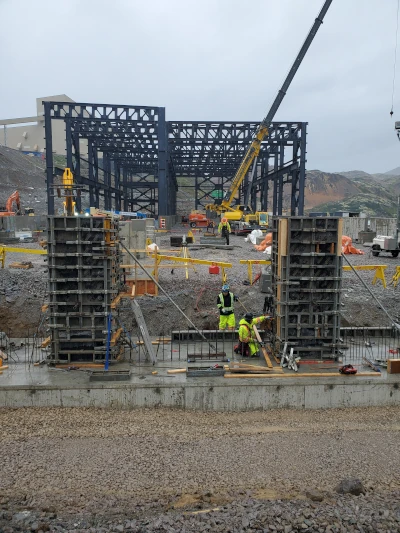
[24,207,35,216]
[205,0,332,220]
[371,196,400,257]
[0,191,21,217]
[188,210,214,229]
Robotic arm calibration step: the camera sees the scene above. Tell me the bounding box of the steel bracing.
[43,101,306,216]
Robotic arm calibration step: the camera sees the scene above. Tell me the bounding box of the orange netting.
[342,235,364,255]
[254,232,273,251]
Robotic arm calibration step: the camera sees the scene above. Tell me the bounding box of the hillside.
[307,169,400,216]
[0,146,47,214]
[304,171,359,209]
[385,166,400,175]
[0,147,399,217]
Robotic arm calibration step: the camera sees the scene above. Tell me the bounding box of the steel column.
[43,102,54,215]
[157,107,168,216]
[298,122,307,216]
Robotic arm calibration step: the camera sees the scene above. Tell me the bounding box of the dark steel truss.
[168,121,307,215]
[44,101,306,216]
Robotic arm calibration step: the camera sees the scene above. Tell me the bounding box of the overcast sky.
[0,0,399,174]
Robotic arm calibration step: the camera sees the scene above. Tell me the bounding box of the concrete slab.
[1,336,399,411]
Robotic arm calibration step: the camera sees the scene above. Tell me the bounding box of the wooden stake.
[224,372,382,379]
[252,325,273,368]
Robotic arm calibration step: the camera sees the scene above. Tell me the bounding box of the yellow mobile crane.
[206,0,332,228]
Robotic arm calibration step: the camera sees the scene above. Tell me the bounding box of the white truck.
[371,236,400,258]
[372,196,400,257]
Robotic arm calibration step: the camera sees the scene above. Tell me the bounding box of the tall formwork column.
[47,216,122,363]
[272,216,342,359]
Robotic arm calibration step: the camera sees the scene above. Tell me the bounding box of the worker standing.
[218,217,231,245]
[217,284,238,331]
[235,312,271,357]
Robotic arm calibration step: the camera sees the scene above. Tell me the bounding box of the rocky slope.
[0,146,47,214]
[1,147,399,217]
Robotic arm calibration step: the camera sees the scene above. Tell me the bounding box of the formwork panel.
[272,216,342,359]
[47,216,122,363]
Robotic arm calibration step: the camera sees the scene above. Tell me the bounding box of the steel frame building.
[44,101,307,216]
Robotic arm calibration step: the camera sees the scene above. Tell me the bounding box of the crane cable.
[390,0,400,117]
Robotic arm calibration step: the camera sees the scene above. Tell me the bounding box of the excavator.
[206,0,332,228]
[0,191,22,217]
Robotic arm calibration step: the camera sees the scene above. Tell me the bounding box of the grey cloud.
[0,0,399,173]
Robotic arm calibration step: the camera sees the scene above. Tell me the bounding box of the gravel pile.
[0,259,47,336]
[0,406,399,532]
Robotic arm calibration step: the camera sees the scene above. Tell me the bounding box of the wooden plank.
[229,363,283,373]
[167,368,186,374]
[224,372,382,379]
[0,365,9,370]
[41,336,51,348]
[137,340,171,345]
[337,218,343,256]
[252,325,273,368]
[110,328,123,347]
[387,359,400,374]
[55,364,105,369]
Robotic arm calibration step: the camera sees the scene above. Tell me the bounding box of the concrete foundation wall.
[0,215,47,233]
[1,378,399,410]
[342,217,397,241]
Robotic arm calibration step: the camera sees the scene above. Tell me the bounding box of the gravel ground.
[0,406,400,531]
[0,230,399,337]
[121,228,400,335]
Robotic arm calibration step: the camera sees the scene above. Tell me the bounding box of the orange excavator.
[0,191,21,217]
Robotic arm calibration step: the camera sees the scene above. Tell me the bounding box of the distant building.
[0,94,74,155]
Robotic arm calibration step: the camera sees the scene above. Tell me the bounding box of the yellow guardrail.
[342,265,387,288]
[239,259,271,284]
[0,245,47,268]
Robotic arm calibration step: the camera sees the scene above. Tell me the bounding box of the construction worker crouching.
[217,284,239,331]
[218,217,231,245]
[236,312,271,357]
